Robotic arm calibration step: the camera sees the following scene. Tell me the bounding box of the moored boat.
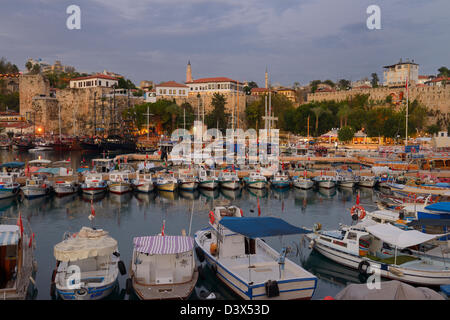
[270,171,290,189]
[0,174,21,199]
[81,174,108,195]
[127,234,198,300]
[194,206,317,300]
[218,170,241,190]
[54,180,79,197]
[51,227,126,300]
[243,171,267,190]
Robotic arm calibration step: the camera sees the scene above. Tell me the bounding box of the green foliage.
[426,124,441,135]
[0,57,19,74]
[243,81,258,95]
[438,66,450,77]
[0,92,19,111]
[371,73,379,88]
[338,126,355,142]
[338,79,351,90]
[205,93,230,132]
[118,78,137,90]
[123,99,194,134]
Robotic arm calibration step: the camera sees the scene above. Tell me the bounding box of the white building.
[185,77,245,95]
[144,90,157,103]
[383,59,419,87]
[69,74,119,89]
[155,81,189,97]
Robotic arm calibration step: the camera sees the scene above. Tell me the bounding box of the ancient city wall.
[307,86,450,114]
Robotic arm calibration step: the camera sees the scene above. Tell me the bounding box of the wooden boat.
[132,174,154,193]
[0,219,37,300]
[313,175,336,189]
[388,182,450,197]
[335,174,357,188]
[21,175,52,199]
[198,169,218,190]
[243,171,267,190]
[293,172,314,189]
[358,176,377,188]
[270,171,290,189]
[127,235,198,300]
[178,173,198,191]
[218,171,241,190]
[306,222,450,286]
[54,180,79,197]
[194,206,318,300]
[81,174,108,195]
[51,227,126,300]
[155,173,178,192]
[108,171,132,195]
[0,175,21,199]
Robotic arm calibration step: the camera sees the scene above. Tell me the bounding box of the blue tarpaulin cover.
[219,217,310,238]
[425,202,450,213]
[36,168,60,175]
[0,162,24,168]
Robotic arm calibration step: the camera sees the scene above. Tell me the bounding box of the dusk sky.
[1,0,449,87]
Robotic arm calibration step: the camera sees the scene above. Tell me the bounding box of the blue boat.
[417,202,450,220]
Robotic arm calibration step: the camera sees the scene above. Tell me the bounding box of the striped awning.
[133,235,194,255]
[0,225,20,246]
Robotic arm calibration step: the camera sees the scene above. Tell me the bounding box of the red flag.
[304,170,307,178]
[257,198,261,216]
[356,192,360,205]
[161,220,165,236]
[17,213,24,238]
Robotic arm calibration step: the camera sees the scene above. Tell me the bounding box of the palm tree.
[312,106,330,136]
[337,104,351,128]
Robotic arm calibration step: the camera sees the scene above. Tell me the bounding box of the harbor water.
[0,150,379,300]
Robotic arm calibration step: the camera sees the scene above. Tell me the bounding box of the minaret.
[265,66,268,89]
[186,60,192,83]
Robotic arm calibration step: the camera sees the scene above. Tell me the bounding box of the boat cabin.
[92,159,115,173]
[0,225,21,291]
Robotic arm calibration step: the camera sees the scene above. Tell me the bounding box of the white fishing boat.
[178,173,199,191]
[155,172,178,192]
[54,180,79,197]
[127,234,198,300]
[81,174,108,195]
[51,227,126,300]
[306,221,450,286]
[313,175,336,189]
[218,170,241,190]
[132,174,154,193]
[0,218,37,300]
[358,176,377,188]
[293,175,314,190]
[108,171,132,195]
[21,175,52,199]
[194,206,317,300]
[198,169,218,190]
[335,175,357,188]
[243,171,267,190]
[0,174,21,199]
[270,171,290,189]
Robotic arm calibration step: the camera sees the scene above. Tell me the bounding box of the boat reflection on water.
[179,190,200,200]
[317,187,336,198]
[134,192,157,205]
[158,190,178,201]
[247,187,268,198]
[358,187,375,202]
[81,191,106,203]
[52,193,79,207]
[220,188,242,200]
[20,194,52,209]
[0,197,18,212]
[303,250,368,288]
[109,192,133,205]
[293,188,315,210]
[337,187,353,202]
[199,188,219,200]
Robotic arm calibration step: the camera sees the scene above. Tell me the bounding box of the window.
[106,81,109,87]
[347,232,357,240]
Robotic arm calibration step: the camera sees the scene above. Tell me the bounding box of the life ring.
[209,211,215,224]
[350,205,366,220]
[358,260,371,275]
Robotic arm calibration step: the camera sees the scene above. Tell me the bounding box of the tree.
[438,66,450,77]
[118,77,136,89]
[371,73,379,88]
[337,79,351,90]
[25,61,33,72]
[337,104,351,128]
[310,80,322,93]
[338,126,355,143]
[205,93,229,132]
[323,80,335,88]
[312,106,325,136]
[30,64,41,75]
[426,124,440,135]
[243,81,258,95]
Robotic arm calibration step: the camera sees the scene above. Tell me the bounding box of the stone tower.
[265,66,268,89]
[186,60,192,83]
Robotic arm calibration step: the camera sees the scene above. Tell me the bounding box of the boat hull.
[156,182,177,192]
[178,182,198,191]
[109,183,132,194]
[318,181,335,189]
[310,240,450,286]
[22,187,51,199]
[220,181,240,190]
[0,187,20,199]
[134,182,154,193]
[54,185,78,196]
[57,281,117,300]
[199,181,218,190]
[81,186,107,195]
[293,180,314,190]
[246,181,267,190]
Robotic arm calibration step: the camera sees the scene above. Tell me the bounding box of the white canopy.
[365,223,446,249]
[54,227,118,262]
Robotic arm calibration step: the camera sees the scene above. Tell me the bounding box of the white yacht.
[218,171,241,190]
[132,173,154,193]
[243,171,267,190]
